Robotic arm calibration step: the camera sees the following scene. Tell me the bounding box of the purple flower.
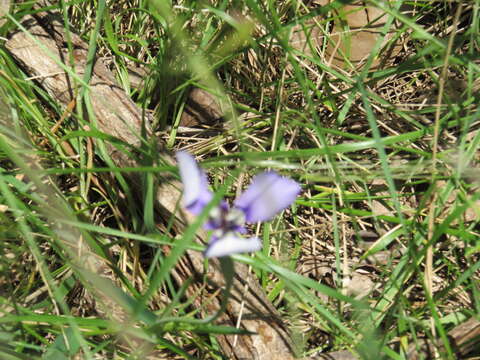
[176,151,301,258]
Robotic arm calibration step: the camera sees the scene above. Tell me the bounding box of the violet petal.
[176,151,213,214]
[234,171,300,223]
[204,233,262,258]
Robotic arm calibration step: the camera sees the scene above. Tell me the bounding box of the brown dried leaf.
[180,87,223,127]
[291,1,410,70]
[343,272,375,299]
[0,0,9,26]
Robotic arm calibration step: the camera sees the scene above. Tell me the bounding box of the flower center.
[208,205,246,233]
[225,208,246,228]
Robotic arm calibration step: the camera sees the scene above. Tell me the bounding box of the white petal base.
[204,234,262,258]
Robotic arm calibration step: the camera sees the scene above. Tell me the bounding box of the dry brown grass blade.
[6,10,296,359]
